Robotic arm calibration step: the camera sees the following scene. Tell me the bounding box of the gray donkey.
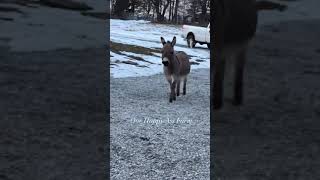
[212,0,258,109]
[212,0,286,109]
[160,36,191,103]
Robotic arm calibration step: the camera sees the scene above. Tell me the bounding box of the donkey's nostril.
[162,61,169,66]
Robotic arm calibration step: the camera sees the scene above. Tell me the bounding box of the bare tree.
[152,0,161,21]
[111,0,209,24]
[171,0,175,21]
[159,0,171,21]
[112,0,129,18]
[139,0,152,16]
[200,0,208,24]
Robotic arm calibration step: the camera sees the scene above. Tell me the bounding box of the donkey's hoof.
[177,93,180,96]
[213,104,222,110]
[183,92,186,95]
[213,101,223,109]
[169,98,173,103]
[173,96,176,101]
[232,100,243,106]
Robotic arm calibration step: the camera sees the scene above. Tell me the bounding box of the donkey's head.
[160,36,176,67]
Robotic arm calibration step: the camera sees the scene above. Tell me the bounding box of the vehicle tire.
[187,34,196,48]
[207,43,210,49]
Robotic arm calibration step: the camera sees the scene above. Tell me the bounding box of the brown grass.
[110,41,159,56]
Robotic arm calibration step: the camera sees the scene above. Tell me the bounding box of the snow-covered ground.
[110,19,210,78]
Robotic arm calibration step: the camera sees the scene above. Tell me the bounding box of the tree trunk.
[161,0,171,18]
[200,0,207,25]
[171,0,175,22]
[132,0,135,14]
[174,0,179,23]
[147,1,151,16]
[152,4,155,20]
[153,0,162,22]
[169,0,172,21]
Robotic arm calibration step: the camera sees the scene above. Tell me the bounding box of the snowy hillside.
[110,19,210,78]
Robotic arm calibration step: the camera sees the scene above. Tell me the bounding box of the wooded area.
[110,0,210,25]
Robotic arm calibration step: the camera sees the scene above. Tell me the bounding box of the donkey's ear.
[160,37,166,45]
[171,36,176,46]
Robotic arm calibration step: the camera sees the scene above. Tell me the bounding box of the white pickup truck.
[181,23,210,48]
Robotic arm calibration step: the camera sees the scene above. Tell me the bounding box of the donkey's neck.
[167,52,180,74]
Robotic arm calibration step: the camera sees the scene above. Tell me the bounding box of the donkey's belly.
[176,52,191,76]
[179,65,190,76]
[221,0,258,44]
[222,41,249,60]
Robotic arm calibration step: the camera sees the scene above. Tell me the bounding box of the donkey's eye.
[170,51,174,54]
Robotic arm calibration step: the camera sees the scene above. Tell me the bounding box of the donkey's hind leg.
[183,76,187,95]
[176,79,181,96]
[233,48,247,105]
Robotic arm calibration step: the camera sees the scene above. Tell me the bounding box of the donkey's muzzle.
[162,57,169,66]
[162,61,169,66]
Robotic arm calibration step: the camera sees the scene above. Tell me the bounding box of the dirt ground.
[213,19,320,179]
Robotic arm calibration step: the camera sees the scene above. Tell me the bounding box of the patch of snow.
[110,51,163,78]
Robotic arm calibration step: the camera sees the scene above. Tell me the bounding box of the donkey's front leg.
[233,49,246,105]
[170,80,177,102]
[213,57,226,109]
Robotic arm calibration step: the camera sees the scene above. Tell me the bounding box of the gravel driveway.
[110,68,210,180]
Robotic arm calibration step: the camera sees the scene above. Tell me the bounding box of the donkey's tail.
[256,1,287,12]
